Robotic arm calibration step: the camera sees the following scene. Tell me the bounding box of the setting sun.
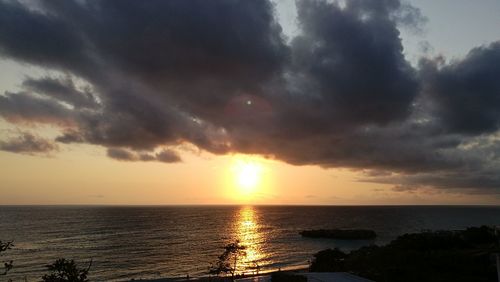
[1,0,499,281]
[233,159,263,196]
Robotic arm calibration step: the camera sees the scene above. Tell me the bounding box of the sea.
[1,205,499,281]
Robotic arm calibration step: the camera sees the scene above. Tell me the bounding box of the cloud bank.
[0,131,58,154]
[1,0,500,194]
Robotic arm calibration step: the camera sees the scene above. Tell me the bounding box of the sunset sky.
[1,0,500,205]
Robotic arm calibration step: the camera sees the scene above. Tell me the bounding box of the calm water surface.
[1,205,499,281]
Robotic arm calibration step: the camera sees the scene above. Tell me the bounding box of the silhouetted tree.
[0,240,13,277]
[309,248,347,272]
[209,241,246,280]
[41,258,92,282]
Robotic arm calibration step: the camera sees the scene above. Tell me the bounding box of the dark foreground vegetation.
[41,259,91,282]
[1,241,91,282]
[300,229,377,240]
[209,241,247,279]
[310,226,500,282]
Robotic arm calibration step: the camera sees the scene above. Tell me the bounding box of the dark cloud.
[420,42,500,134]
[156,149,182,163]
[22,76,98,108]
[107,147,137,161]
[55,130,85,144]
[0,91,74,125]
[362,133,500,193]
[370,167,500,195]
[0,0,91,75]
[288,0,419,126]
[3,0,289,120]
[107,148,181,163]
[0,132,58,154]
[0,0,499,194]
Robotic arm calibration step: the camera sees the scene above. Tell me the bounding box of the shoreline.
[128,264,310,282]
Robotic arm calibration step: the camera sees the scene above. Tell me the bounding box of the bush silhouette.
[310,226,500,282]
[209,241,246,280]
[41,258,92,282]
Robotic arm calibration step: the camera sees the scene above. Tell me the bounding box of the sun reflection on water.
[235,206,265,275]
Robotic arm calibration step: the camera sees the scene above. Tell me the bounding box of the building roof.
[235,272,374,282]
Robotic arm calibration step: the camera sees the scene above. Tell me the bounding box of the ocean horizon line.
[1,203,499,207]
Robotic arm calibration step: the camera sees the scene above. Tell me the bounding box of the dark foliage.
[41,258,92,282]
[209,241,246,279]
[309,248,347,272]
[310,226,500,282]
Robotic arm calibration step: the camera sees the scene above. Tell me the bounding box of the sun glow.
[232,159,263,196]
